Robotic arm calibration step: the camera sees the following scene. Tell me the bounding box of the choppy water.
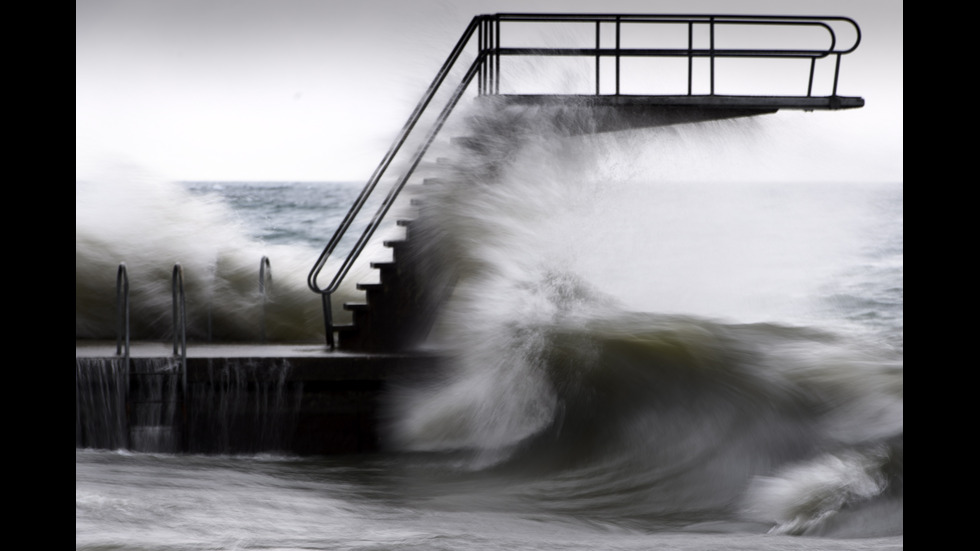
[76,104,902,549]
[76,447,902,550]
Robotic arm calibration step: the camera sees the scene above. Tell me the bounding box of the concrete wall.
[76,352,446,456]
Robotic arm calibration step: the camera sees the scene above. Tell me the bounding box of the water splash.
[75,164,366,342]
[382,102,902,537]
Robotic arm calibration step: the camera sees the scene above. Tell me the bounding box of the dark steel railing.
[259,256,272,342]
[307,13,862,349]
[483,14,861,97]
[172,263,187,390]
[116,262,131,358]
[307,15,488,348]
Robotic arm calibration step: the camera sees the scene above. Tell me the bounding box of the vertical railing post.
[172,264,186,358]
[595,21,601,95]
[709,17,716,96]
[115,262,130,357]
[486,18,494,95]
[687,22,694,95]
[206,262,215,342]
[615,17,621,95]
[832,54,842,96]
[807,58,816,97]
[171,263,188,452]
[494,16,500,94]
[115,261,131,449]
[259,256,272,342]
[322,293,335,350]
[171,265,187,400]
[478,17,486,95]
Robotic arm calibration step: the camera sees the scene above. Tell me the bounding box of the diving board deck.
[493,94,864,111]
[477,94,864,132]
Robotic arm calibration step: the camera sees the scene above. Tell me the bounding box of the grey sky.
[76,0,903,183]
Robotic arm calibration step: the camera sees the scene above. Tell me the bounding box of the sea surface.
[76,111,902,550]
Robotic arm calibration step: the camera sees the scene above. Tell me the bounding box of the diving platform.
[308,13,866,351]
[480,93,864,132]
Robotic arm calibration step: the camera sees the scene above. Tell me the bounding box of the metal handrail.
[307,15,483,289]
[259,256,272,295]
[172,263,187,394]
[259,256,272,342]
[115,262,130,357]
[115,261,131,449]
[307,13,862,348]
[486,14,860,98]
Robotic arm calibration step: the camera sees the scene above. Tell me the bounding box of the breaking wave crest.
[384,104,903,536]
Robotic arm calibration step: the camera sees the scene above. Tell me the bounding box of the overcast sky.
[76,0,903,183]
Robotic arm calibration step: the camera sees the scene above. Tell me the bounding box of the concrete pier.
[75,341,446,455]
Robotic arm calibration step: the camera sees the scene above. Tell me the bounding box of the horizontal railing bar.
[495,48,838,59]
[495,13,854,23]
[491,14,858,54]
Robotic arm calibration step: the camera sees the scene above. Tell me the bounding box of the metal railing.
[307,13,862,348]
[482,14,861,97]
[105,258,276,448]
[110,257,275,348]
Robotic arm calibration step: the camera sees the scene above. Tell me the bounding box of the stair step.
[395,220,418,237]
[356,282,385,292]
[343,302,370,312]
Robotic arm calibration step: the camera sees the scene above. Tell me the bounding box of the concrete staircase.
[333,180,454,351]
[331,130,502,352]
